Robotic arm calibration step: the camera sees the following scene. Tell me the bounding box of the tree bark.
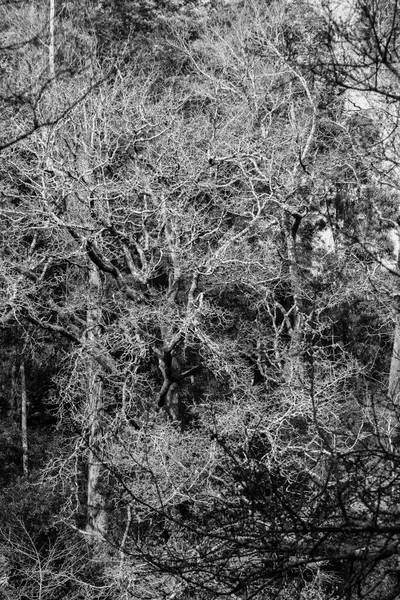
[388,233,400,403]
[10,358,18,419]
[20,359,29,478]
[389,293,400,402]
[85,262,107,542]
[71,144,107,543]
[49,0,55,77]
[283,211,306,388]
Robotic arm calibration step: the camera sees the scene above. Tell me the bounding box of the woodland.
[2,0,400,598]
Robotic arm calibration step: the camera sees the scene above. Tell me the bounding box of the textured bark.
[283,211,306,388]
[85,262,107,541]
[86,375,106,539]
[389,293,400,402]
[155,346,181,420]
[73,146,107,542]
[49,0,55,77]
[388,232,400,403]
[20,360,29,477]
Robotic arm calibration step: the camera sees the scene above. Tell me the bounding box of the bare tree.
[2,2,400,599]
[0,0,101,152]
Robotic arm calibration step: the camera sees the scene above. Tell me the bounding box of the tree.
[3,1,400,599]
[0,0,103,153]
[96,3,400,598]
[313,0,400,411]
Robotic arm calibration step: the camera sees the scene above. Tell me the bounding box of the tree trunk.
[388,233,400,403]
[20,359,29,478]
[72,145,107,543]
[389,293,400,402]
[86,371,106,540]
[49,0,55,77]
[85,261,107,542]
[283,212,306,389]
[9,359,18,419]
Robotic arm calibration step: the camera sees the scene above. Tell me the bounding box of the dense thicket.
[1,1,400,599]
